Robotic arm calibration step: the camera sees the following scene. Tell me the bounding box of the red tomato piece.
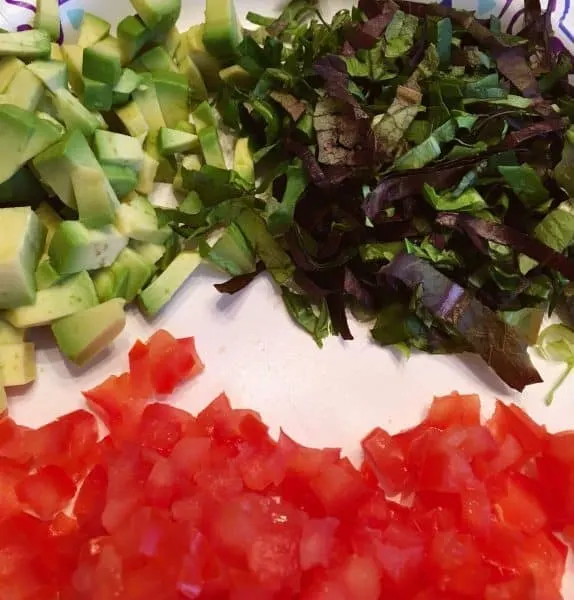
[138,402,199,456]
[145,457,177,508]
[128,338,154,401]
[425,393,481,429]
[0,457,28,521]
[484,576,536,600]
[338,554,381,600]
[247,528,300,588]
[362,427,409,496]
[16,466,76,521]
[547,430,574,464]
[278,430,341,479]
[73,464,108,536]
[300,517,339,570]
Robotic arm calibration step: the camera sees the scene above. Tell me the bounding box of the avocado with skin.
[34,0,60,41]
[0,31,51,59]
[83,37,122,86]
[102,164,138,198]
[203,0,243,61]
[48,221,127,275]
[4,271,99,328]
[0,343,36,386]
[94,130,144,171]
[130,0,181,32]
[27,60,67,92]
[51,298,126,366]
[77,12,111,48]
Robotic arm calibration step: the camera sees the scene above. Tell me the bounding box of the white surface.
[5,0,574,594]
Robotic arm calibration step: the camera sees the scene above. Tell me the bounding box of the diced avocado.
[158,127,198,155]
[52,298,126,366]
[179,190,202,215]
[198,126,225,169]
[234,137,254,184]
[206,222,256,276]
[83,37,122,86]
[53,88,105,137]
[157,26,181,57]
[0,104,62,185]
[0,343,36,386]
[60,44,83,93]
[0,318,25,345]
[0,57,24,93]
[77,12,111,48]
[130,0,181,33]
[50,43,63,61]
[0,207,46,309]
[133,46,178,73]
[71,165,120,228]
[117,15,152,64]
[185,24,222,91]
[4,271,98,328]
[136,153,159,194]
[1,68,44,111]
[138,250,200,317]
[151,70,189,128]
[93,247,154,302]
[35,201,61,247]
[203,0,243,61]
[27,60,67,92]
[115,192,170,243]
[132,76,167,133]
[35,255,62,289]
[173,153,202,192]
[82,77,113,111]
[0,31,51,59]
[112,68,141,105]
[102,164,138,199]
[219,64,254,89]
[175,54,208,101]
[114,101,149,143]
[130,239,166,264]
[175,120,195,134]
[94,130,144,171]
[0,168,47,208]
[192,100,217,132]
[35,0,60,41]
[48,221,127,275]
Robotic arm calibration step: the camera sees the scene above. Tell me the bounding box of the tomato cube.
[16,466,76,521]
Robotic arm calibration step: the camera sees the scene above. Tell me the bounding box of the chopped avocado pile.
[0,0,250,403]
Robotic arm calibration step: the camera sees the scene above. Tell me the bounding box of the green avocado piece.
[158,127,199,155]
[77,12,111,48]
[114,100,149,143]
[203,0,243,62]
[191,100,217,132]
[60,44,84,93]
[173,153,202,192]
[0,207,46,309]
[156,26,181,57]
[138,250,201,317]
[82,77,113,111]
[0,343,36,386]
[0,31,51,59]
[52,298,126,366]
[175,52,208,101]
[198,126,225,169]
[102,164,138,199]
[92,267,130,303]
[132,75,167,133]
[35,201,61,247]
[83,37,122,86]
[115,192,170,243]
[34,0,60,41]
[152,70,189,128]
[53,88,106,137]
[136,153,159,194]
[4,271,99,328]
[175,120,195,134]
[0,57,25,93]
[94,130,144,171]
[233,137,254,184]
[133,45,179,73]
[35,255,63,290]
[112,68,141,105]
[0,318,25,345]
[130,239,166,264]
[179,190,202,215]
[50,43,63,61]
[130,0,181,33]
[0,104,63,185]
[70,165,120,228]
[48,221,127,275]
[185,24,222,91]
[219,64,254,89]
[0,68,44,111]
[0,168,47,208]
[117,15,152,64]
[28,60,67,92]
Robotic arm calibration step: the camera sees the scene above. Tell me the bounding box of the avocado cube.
[34,0,60,41]
[136,153,159,194]
[0,343,36,386]
[138,250,200,317]
[179,190,202,215]
[4,271,99,328]
[94,130,144,171]
[151,70,189,128]
[0,104,62,185]
[130,239,166,264]
[203,0,243,61]
[0,57,25,93]
[115,101,149,143]
[198,126,226,169]
[83,37,122,86]
[0,207,46,309]
[112,68,141,105]
[219,64,254,89]
[117,15,152,64]
[173,153,202,192]
[234,137,254,184]
[52,298,126,366]
[77,12,111,48]
[35,201,61,247]
[0,318,25,345]
[192,100,217,132]
[50,43,63,61]
[130,0,181,33]
[132,46,178,73]
[71,165,120,228]
[92,267,130,303]
[53,88,106,137]
[27,60,67,92]
[1,68,44,111]
[115,192,170,243]
[35,256,63,290]
[185,24,222,91]
[156,26,181,57]
[81,77,112,111]
[48,221,127,276]
[60,44,83,93]
[176,54,208,101]
[0,31,51,59]
[158,127,198,155]
[132,76,167,133]
[102,164,138,199]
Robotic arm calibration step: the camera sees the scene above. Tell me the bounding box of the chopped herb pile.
[163,0,574,391]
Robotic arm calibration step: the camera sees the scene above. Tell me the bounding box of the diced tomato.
[128,339,154,401]
[362,427,409,496]
[337,554,381,600]
[16,466,76,521]
[425,393,481,429]
[300,517,339,570]
[73,464,108,536]
[247,528,300,588]
[278,430,341,479]
[484,576,536,600]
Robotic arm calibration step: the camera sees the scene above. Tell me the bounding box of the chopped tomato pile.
[0,330,573,599]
